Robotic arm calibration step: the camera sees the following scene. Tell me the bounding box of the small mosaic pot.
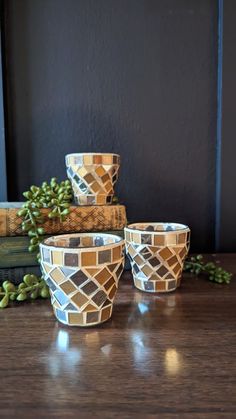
[40,233,124,326]
[65,153,120,205]
[124,223,190,293]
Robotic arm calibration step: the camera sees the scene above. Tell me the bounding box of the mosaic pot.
[40,233,125,326]
[65,153,120,205]
[124,223,190,293]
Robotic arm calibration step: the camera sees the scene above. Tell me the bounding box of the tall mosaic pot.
[40,233,124,326]
[65,153,120,205]
[125,223,190,293]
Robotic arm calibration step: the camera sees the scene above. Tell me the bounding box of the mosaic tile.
[56,308,67,323]
[81,252,97,266]
[98,249,111,264]
[84,173,94,184]
[54,289,69,307]
[154,235,165,246]
[116,263,124,279]
[104,277,115,291]
[102,299,112,308]
[95,268,111,285]
[64,253,79,267]
[92,290,107,307]
[95,166,106,177]
[71,292,89,309]
[144,281,154,291]
[52,251,63,265]
[60,280,77,295]
[159,247,173,260]
[45,277,57,292]
[178,233,187,244]
[148,257,161,267]
[81,281,98,296]
[167,255,178,267]
[156,265,169,277]
[64,302,78,311]
[41,262,51,274]
[42,248,51,263]
[82,303,97,312]
[50,268,66,284]
[108,285,117,300]
[112,246,121,261]
[101,306,111,322]
[68,312,84,325]
[155,281,167,291]
[70,270,88,287]
[60,267,77,277]
[69,237,81,247]
[86,311,99,324]
[168,280,177,290]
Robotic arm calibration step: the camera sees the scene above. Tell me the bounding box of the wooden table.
[0,254,235,418]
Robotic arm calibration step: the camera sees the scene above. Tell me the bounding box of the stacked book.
[0,203,127,284]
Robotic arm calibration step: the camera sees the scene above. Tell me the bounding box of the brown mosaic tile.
[81,281,98,296]
[87,311,99,324]
[107,263,119,272]
[108,284,117,300]
[141,264,153,277]
[155,281,167,291]
[101,173,110,183]
[133,254,143,266]
[167,255,178,267]
[60,280,77,295]
[173,263,181,275]
[91,182,100,193]
[148,257,161,267]
[179,247,188,258]
[98,249,111,264]
[102,299,112,308]
[104,277,115,291]
[81,252,97,266]
[71,292,89,309]
[154,235,165,246]
[159,247,173,260]
[92,290,107,307]
[93,155,102,164]
[168,280,177,290]
[95,166,106,177]
[68,312,84,325]
[165,234,177,245]
[82,303,97,312]
[178,233,187,244]
[81,236,94,247]
[70,270,88,287]
[112,246,121,261]
[156,265,169,277]
[64,253,79,267]
[95,267,111,285]
[101,306,111,322]
[84,173,94,184]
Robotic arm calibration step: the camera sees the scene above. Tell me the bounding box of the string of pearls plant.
[0,177,232,308]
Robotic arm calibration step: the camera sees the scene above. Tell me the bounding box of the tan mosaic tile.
[50,268,65,284]
[68,312,84,325]
[71,292,89,309]
[81,252,97,266]
[60,280,77,295]
[52,251,63,265]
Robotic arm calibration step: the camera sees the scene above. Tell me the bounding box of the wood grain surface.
[0,254,235,418]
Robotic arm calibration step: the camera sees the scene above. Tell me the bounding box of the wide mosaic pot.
[65,153,120,205]
[40,233,124,326]
[125,223,190,293]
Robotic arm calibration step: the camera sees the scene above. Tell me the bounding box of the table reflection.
[165,348,182,375]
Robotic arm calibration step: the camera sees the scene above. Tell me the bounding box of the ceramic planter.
[40,233,124,326]
[65,153,120,205]
[124,222,190,293]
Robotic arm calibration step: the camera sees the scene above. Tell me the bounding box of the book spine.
[0,205,127,237]
[0,266,41,285]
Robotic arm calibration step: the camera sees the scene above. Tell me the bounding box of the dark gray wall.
[3,0,218,251]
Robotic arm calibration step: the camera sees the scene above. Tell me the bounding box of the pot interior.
[43,233,123,249]
[127,223,189,232]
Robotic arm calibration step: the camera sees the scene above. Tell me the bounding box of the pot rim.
[125,222,190,234]
[66,152,120,158]
[40,232,124,251]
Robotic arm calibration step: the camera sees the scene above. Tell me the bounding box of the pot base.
[52,304,113,327]
[74,194,113,206]
[133,276,178,293]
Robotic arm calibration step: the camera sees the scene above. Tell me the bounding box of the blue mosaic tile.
[54,289,69,307]
[56,308,67,322]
